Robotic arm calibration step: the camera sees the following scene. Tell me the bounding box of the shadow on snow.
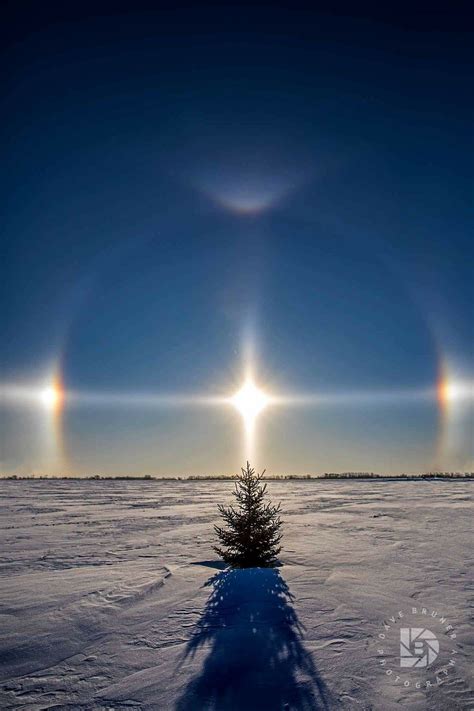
[175,567,333,710]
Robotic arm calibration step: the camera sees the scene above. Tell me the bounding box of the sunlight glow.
[191,166,305,215]
[230,380,270,431]
[435,363,474,470]
[2,365,472,473]
[437,376,473,411]
[39,383,63,411]
[228,378,271,465]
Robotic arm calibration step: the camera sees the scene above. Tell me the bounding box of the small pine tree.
[214,462,283,568]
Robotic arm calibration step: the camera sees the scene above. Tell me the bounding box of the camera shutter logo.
[400,627,439,668]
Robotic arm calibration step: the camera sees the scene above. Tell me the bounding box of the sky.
[1,4,472,476]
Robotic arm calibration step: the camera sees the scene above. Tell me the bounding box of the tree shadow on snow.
[175,568,333,711]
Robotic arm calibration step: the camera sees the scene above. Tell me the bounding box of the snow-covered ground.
[0,479,472,710]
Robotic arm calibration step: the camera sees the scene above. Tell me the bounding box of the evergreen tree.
[214,462,283,568]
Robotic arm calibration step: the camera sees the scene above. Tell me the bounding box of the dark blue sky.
[1,4,472,475]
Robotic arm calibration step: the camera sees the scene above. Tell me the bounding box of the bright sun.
[39,385,61,410]
[230,379,270,428]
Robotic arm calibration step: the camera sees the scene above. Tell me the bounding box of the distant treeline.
[321,472,473,480]
[2,472,473,481]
